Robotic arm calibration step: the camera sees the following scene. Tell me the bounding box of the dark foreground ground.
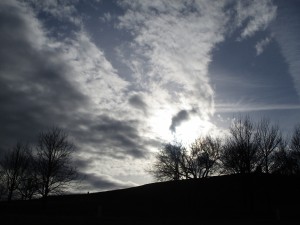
[1,174,300,224]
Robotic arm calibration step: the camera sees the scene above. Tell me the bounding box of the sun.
[174,116,215,146]
[148,108,174,142]
[149,109,216,146]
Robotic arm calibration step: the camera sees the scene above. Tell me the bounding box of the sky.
[1,0,300,192]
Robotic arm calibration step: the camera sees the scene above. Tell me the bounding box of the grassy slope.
[1,173,300,224]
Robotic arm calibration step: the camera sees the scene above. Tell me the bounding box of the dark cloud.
[72,115,149,159]
[169,110,190,132]
[128,94,147,114]
[0,1,89,151]
[73,157,94,171]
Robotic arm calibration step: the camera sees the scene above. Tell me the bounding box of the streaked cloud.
[216,103,300,113]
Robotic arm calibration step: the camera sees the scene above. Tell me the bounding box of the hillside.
[1,173,300,224]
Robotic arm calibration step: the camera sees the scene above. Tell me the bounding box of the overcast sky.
[1,0,300,192]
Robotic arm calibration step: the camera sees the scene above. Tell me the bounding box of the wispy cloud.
[235,0,277,40]
[23,0,82,26]
[255,36,272,55]
[100,12,112,23]
[272,1,300,97]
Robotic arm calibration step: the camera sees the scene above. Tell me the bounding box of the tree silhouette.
[0,143,32,201]
[149,136,222,181]
[17,153,38,200]
[35,127,78,198]
[256,118,282,174]
[271,139,296,175]
[221,116,260,174]
[290,124,300,173]
[187,136,221,178]
[149,143,187,181]
[0,169,6,200]
[291,124,300,152]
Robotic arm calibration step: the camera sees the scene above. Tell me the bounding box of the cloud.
[118,0,231,140]
[255,37,272,55]
[23,0,82,26]
[61,31,129,111]
[0,0,88,148]
[272,1,300,97]
[169,110,190,133]
[234,0,277,40]
[100,12,112,23]
[216,103,300,113]
[76,115,149,159]
[128,94,148,114]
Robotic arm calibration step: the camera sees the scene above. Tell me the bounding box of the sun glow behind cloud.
[148,108,173,142]
[147,105,220,146]
[174,117,217,145]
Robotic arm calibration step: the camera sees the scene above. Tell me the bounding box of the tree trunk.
[265,156,269,174]
[7,189,13,201]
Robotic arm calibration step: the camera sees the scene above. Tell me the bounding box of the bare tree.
[221,116,260,174]
[18,175,38,200]
[0,169,6,200]
[289,124,300,174]
[149,136,222,181]
[148,143,188,181]
[271,139,296,175]
[0,143,32,201]
[256,118,282,174]
[17,154,39,200]
[187,136,221,178]
[291,124,300,153]
[35,127,78,198]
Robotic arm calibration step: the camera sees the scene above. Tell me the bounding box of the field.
[1,174,300,224]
